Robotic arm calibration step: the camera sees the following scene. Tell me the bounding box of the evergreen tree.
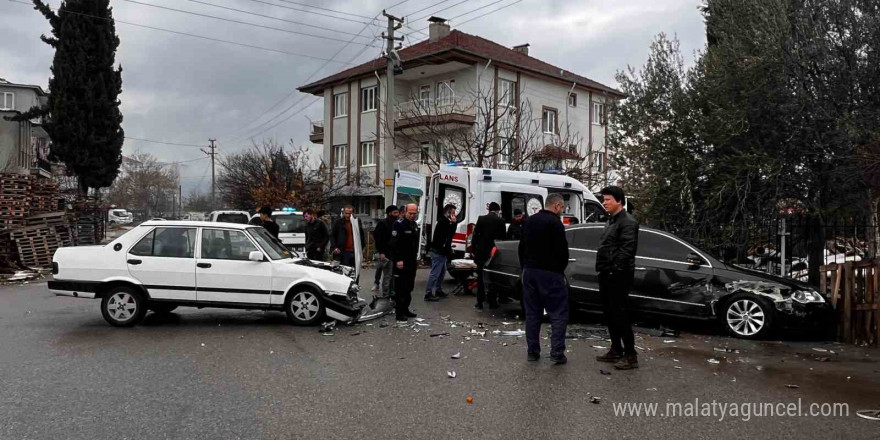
[20,0,124,194]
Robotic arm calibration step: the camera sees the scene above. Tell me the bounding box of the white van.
[107,208,133,225]
[208,210,251,224]
[249,211,307,253]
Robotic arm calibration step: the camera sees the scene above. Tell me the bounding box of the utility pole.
[382,10,404,203]
[202,138,217,210]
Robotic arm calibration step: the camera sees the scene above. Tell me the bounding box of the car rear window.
[216,213,249,224]
[276,214,306,233]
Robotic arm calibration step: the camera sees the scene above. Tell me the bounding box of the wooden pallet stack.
[8,225,61,269]
[819,261,880,346]
[0,174,31,231]
[71,199,103,246]
[25,212,73,247]
[30,178,60,215]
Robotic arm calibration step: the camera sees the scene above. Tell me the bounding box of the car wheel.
[101,286,147,327]
[722,294,774,339]
[150,303,178,314]
[285,289,326,326]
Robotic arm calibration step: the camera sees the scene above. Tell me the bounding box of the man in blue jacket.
[518,193,569,365]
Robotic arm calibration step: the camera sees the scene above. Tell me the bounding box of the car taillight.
[52,262,58,275]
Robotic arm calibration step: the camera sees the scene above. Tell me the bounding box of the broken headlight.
[791,290,825,304]
[347,282,359,301]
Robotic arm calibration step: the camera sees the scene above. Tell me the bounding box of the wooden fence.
[819,261,880,345]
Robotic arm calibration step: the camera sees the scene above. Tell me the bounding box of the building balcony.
[394,96,476,133]
[309,121,324,144]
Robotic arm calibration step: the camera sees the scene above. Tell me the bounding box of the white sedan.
[48,221,366,327]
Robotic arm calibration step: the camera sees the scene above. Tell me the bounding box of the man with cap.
[506,209,525,240]
[471,202,507,309]
[371,205,399,298]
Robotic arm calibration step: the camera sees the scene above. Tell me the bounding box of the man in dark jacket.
[471,202,507,309]
[331,205,365,267]
[506,209,525,240]
[259,206,280,239]
[371,205,399,298]
[389,203,420,322]
[425,203,461,301]
[304,208,329,261]
[518,193,570,364]
[595,186,640,370]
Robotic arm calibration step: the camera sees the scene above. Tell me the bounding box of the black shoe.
[551,354,568,365]
[474,302,484,310]
[405,310,417,318]
[498,297,512,304]
[436,290,448,298]
[527,352,540,362]
[614,354,639,370]
[424,293,440,302]
[488,302,500,309]
[596,349,624,363]
[395,316,408,323]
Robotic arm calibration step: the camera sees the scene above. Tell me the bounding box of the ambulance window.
[501,192,544,222]
[438,185,465,220]
[583,201,607,223]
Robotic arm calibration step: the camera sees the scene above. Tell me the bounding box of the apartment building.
[298,18,624,216]
[0,78,51,177]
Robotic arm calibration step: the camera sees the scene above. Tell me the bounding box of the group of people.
[286,185,640,370]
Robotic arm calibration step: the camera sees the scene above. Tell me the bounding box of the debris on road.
[448,371,457,379]
[451,352,461,359]
[707,359,721,365]
[592,345,609,350]
[466,396,474,404]
[590,396,601,404]
[812,348,829,353]
[501,330,526,336]
[714,347,740,354]
[430,332,450,338]
[785,384,800,389]
[599,369,612,375]
[320,321,336,333]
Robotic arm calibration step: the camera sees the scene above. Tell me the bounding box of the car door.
[127,227,197,301]
[566,226,604,308]
[632,230,714,316]
[196,228,272,305]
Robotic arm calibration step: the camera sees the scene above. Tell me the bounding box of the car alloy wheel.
[286,290,325,325]
[100,286,147,327]
[726,298,766,337]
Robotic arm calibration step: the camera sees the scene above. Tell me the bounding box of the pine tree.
[24,0,124,194]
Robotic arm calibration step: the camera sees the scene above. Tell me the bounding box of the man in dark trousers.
[518,194,570,364]
[304,208,329,261]
[259,206,280,239]
[595,186,640,370]
[471,202,507,309]
[371,205,399,298]
[331,205,365,267]
[506,209,525,240]
[389,203,420,322]
[425,203,460,302]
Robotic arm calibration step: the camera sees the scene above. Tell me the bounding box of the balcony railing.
[309,120,324,144]
[395,96,475,120]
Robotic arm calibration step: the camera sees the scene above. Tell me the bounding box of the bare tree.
[107,151,179,217]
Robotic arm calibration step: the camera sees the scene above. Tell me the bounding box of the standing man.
[506,209,525,240]
[372,205,399,298]
[389,203,420,322]
[304,209,329,261]
[425,204,460,302]
[259,206,280,239]
[595,186,640,370]
[518,194,570,364]
[471,202,507,309]
[331,205,365,267]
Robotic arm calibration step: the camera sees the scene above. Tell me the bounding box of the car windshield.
[111,210,129,216]
[249,227,293,260]
[216,213,249,224]
[275,214,306,233]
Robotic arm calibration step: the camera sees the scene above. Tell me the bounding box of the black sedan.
[484,224,832,339]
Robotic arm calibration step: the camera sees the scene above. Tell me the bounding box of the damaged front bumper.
[775,300,835,330]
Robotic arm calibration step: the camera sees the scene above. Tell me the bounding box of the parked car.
[48,220,365,327]
[484,224,833,339]
[107,209,133,225]
[208,210,251,224]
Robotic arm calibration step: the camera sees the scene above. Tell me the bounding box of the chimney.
[512,44,530,56]
[428,16,450,42]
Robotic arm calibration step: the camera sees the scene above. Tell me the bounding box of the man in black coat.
[424,203,461,301]
[371,205,399,298]
[304,208,329,261]
[518,193,570,364]
[389,203,420,322]
[471,202,507,309]
[595,186,640,370]
[506,209,525,240]
[330,205,365,267]
[259,206,280,239]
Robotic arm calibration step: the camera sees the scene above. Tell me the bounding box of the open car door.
[351,215,362,282]
[392,169,427,259]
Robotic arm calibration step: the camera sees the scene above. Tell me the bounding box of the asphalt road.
[1,270,879,439]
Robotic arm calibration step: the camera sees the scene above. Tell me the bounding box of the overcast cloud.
[0,0,706,194]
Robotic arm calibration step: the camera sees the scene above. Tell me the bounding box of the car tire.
[101,286,147,327]
[285,288,326,326]
[149,303,178,314]
[721,293,774,339]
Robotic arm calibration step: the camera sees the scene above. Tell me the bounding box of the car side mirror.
[249,251,264,262]
[686,252,706,266]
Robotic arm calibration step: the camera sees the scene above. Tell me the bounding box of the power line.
[401,0,459,18]
[270,0,376,20]
[184,0,376,41]
[7,0,358,64]
[124,136,206,148]
[456,0,523,27]
[123,0,376,47]
[237,0,384,27]
[411,0,512,34]
[409,0,470,27]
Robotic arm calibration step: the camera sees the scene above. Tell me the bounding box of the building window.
[361,86,377,112]
[360,141,375,166]
[569,144,577,155]
[499,137,514,165]
[333,144,346,168]
[420,142,431,164]
[593,152,604,172]
[0,92,13,110]
[418,85,431,108]
[592,102,605,125]
[568,93,577,108]
[500,79,516,107]
[437,80,455,105]
[542,108,557,134]
[333,92,347,118]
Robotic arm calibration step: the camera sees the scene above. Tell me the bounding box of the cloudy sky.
[1,0,707,194]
